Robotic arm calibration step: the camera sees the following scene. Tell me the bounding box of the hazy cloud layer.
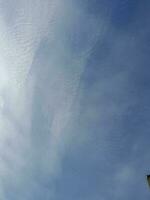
[0,0,150,199]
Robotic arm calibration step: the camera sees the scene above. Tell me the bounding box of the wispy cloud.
[1,1,149,199]
[0,0,101,199]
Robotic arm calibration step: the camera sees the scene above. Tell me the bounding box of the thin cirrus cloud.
[0,0,59,198]
[0,0,102,199]
[0,0,150,200]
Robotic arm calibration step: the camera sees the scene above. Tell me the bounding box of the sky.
[0,0,150,199]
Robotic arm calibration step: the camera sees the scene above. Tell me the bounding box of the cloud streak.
[0,0,101,199]
[0,1,149,199]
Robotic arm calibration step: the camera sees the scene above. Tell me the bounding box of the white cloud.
[0,0,103,198]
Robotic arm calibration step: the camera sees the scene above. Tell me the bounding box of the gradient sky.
[0,0,150,199]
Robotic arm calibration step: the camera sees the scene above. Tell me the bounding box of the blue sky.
[0,0,150,199]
